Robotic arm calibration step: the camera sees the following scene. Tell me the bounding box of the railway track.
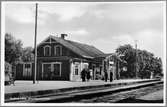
[79,83,163,103]
[6,80,163,103]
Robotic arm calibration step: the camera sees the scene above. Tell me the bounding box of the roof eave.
[82,55,94,59]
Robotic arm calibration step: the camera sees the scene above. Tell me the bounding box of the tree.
[5,33,23,64]
[116,44,163,79]
[21,47,34,62]
[116,44,136,78]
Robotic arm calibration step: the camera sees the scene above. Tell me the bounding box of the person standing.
[90,69,93,80]
[86,69,91,82]
[110,71,113,82]
[104,71,108,82]
[10,72,15,86]
[81,68,86,82]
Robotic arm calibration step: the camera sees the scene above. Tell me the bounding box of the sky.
[4,2,165,59]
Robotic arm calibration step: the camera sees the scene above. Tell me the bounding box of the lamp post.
[33,3,38,84]
[135,40,138,79]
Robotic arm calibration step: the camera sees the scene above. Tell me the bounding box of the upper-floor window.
[44,45,51,56]
[54,45,62,56]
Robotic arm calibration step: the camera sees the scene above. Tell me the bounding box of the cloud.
[5,2,164,59]
[90,29,163,58]
[4,3,93,24]
[93,3,163,21]
[135,29,163,58]
[90,34,135,53]
[112,34,135,46]
[38,3,92,22]
[5,4,34,23]
[67,29,89,35]
[5,3,46,25]
[61,29,90,43]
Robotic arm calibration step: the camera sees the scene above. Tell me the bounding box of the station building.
[15,34,124,81]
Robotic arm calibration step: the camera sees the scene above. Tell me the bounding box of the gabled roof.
[37,36,104,59]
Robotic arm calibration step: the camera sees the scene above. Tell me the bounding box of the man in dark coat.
[110,71,113,82]
[104,71,108,82]
[86,69,91,81]
[81,68,86,82]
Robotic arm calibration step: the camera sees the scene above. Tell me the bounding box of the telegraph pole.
[33,3,38,84]
[135,40,138,79]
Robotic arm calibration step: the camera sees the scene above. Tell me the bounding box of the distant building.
[15,34,124,81]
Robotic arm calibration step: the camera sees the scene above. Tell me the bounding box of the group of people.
[81,67,114,82]
[81,68,91,82]
[104,71,113,82]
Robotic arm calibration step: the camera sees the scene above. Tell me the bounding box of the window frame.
[74,62,80,75]
[42,62,62,79]
[54,45,62,56]
[44,45,51,56]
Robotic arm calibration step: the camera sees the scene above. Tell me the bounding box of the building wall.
[15,60,70,81]
[15,38,103,81]
[37,58,71,80]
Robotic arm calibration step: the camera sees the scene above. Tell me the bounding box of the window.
[54,45,62,56]
[74,65,79,75]
[74,63,80,75]
[43,62,61,80]
[53,63,61,76]
[25,64,31,68]
[44,45,51,56]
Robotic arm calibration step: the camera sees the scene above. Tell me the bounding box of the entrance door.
[52,63,61,79]
[24,63,32,80]
[72,62,81,81]
[43,63,51,80]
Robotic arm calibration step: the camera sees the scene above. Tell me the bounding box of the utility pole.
[135,40,138,79]
[33,3,38,84]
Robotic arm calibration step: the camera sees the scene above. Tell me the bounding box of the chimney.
[61,34,67,39]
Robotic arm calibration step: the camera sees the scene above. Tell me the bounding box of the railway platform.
[5,79,161,103]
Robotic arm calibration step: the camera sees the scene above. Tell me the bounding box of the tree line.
[116,44,163,79]
[5,33,163,79]
[5,33,34,65]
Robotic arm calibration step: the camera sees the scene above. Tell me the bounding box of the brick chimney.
[61,34,67,39]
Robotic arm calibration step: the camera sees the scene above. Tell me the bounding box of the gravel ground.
[77,83,163,103]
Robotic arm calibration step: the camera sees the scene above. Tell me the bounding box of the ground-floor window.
[23,63,32,78]
[42,62,61,80]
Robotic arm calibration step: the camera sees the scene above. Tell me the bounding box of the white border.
[1,1,166,106]
[163,1,166,106]
[1,1,5,106]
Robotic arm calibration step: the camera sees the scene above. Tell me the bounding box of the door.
[43,63,51,80]
[24,63,32,80]
[51,63,61,80]
[72,62,81,81]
